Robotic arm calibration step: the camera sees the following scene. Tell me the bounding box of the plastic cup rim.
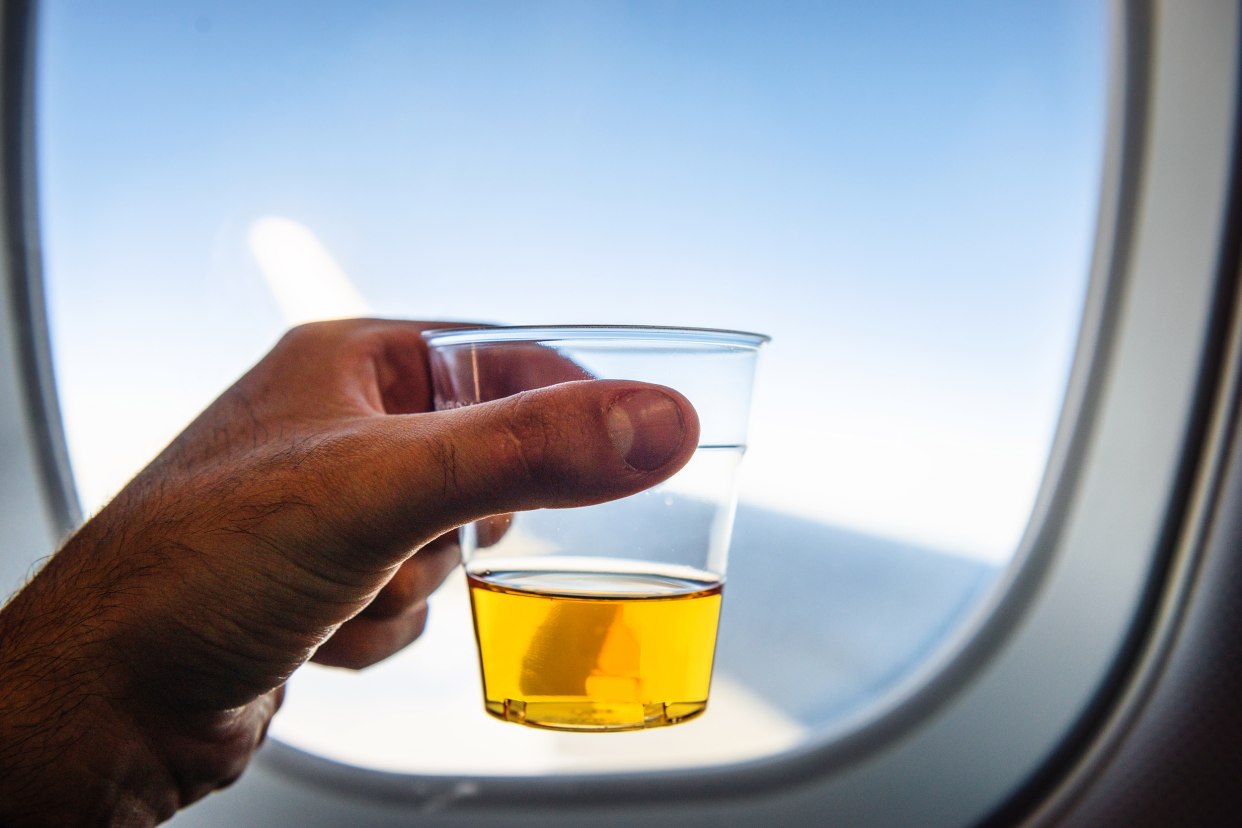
[420,324,770,349]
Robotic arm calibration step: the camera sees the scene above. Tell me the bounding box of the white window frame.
[3,2,1239,825]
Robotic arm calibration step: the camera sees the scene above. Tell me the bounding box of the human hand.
[0,318,698,827]
[313,334,594,667]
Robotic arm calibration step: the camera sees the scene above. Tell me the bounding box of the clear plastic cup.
[422,325,767,732]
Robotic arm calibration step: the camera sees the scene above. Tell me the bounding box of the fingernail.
[607,389,686,471]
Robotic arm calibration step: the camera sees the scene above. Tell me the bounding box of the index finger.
[427,339,595,409]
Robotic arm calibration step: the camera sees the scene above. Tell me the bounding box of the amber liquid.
[467,565,724,731]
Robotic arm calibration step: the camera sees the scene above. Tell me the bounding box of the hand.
[317,333,598,667]
[0,318,698,827]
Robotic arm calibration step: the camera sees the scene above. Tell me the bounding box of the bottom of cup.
[466,565,722,732]
[484,697,708,732]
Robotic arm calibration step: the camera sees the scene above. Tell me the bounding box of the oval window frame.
[3,2,1240,826]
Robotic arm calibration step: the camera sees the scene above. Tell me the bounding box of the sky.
[36,0,1106,564]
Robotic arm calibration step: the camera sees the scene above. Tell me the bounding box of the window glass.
[37,0,1106,773]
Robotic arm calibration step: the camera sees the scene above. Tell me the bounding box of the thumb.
[344,380,699,558]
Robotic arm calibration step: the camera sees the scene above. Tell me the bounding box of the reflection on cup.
[424,326,767,732]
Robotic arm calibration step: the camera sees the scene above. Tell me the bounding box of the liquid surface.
[467,567,723,731]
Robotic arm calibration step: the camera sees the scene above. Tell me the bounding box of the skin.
[0,319,699,827]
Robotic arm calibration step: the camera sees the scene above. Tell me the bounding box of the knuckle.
[501,391,557,478]
[424,434,460,498]
[278,318,362,353]
[277,320,326,348]
[369,569,421,616]
[405,602,430,642]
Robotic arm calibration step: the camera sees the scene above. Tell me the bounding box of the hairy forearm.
[0,488,292,827]
[0,537,165,826]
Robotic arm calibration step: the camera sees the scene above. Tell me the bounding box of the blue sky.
[37,0,1106,562]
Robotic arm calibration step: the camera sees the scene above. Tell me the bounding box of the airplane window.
[35,1,1106,775]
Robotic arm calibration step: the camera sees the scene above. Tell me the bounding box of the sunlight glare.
[248,216,371,325]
